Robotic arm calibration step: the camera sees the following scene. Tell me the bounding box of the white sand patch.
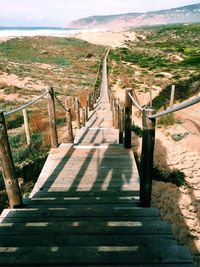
[0,73,47,91]
[74,31,137,47]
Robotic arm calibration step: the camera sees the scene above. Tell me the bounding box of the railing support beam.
[0,111,22,208]
[75,98,81,129]
[119,108,124,144]
[46,87,58,148]
[124,89,133,148]
[65,98,74,143]
[140,108,156,207]
[23,109,31,146]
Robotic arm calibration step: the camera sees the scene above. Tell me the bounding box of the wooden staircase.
[0,54,194,266]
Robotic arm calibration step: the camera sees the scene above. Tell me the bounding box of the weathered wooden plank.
[0,245,193,264]
[25,195,139,205]
[0,216,162,223]
[0,264,194,267]
[36,173,139,183]
[0,207,160,219]
[30,190,140,198]
[0,220,171,235]
[33,182,139,188]
[32,186,140,193]
[0,234,181,247]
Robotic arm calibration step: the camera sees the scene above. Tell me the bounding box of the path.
[0,51,194,266]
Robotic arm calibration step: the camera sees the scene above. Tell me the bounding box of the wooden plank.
[0,264,194,267]
[0,245,193,264]
[25,195,140,205]
[33,182,140,188]
[30,190,140,198]
[0,216,162,223]
[0,207,160,219]
[32,186,140,193]
[0,220,172,235]
[35,174,139,185]
[0,234,181,247]
[26,195,140,203]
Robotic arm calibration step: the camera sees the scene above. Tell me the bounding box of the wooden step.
[0,220,171,235]
[0,234,182,247]
[0,206,160,220]
[0,245,193,265]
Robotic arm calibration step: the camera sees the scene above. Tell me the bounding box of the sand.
[74,31,137,47]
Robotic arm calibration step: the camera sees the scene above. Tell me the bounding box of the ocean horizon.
[0,27,106,38]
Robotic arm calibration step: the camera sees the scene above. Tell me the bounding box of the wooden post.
[65,98,74,143]
[81,108,86,127]
[124,89,133,149]
[112,99,116,127]
[149,87,153,107]
[85,101,89,122]
[110,94,113,111]
[140,108,156,207]
[93,91,97,104]
[75,98,81,129]
[169,85,175,108]
[0,111,22,208]
[88,93,94,111]
[115,99,120,129]
[119,108,124,144]
[65,96,76,121]
[46,87,58,148]
[23,109,31,146]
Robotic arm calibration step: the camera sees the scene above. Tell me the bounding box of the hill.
[69,3,200,31]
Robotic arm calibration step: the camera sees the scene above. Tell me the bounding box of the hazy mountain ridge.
[69,3,200,31]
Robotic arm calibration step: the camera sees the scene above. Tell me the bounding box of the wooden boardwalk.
[0,55,194,266]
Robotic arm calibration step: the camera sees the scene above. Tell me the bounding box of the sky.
[0,0,200,27]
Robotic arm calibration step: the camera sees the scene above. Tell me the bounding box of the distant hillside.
[69,3,200,31]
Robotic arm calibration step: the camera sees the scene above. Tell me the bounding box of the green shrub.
[6,114,24,129]
[153,166,186,187]
[171,132,189,141]
[155,73,165,78]
[152,75,200,109]
[131,123,143,137]
[168,170,186,186]
[158,114,175,126]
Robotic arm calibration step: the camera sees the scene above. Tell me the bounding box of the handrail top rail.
[148,95,200,119]
[4,90,49,117]
[128,92,143,112]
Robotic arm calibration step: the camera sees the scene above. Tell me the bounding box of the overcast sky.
[0,0,200,27]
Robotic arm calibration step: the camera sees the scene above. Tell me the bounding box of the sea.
[0,27,105,38]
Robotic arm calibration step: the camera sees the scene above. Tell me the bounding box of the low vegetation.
[109,23,200,110]
[0,36,105,212]
[109,24,199,190]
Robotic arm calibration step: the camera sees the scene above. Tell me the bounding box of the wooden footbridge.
[0,51,195,266]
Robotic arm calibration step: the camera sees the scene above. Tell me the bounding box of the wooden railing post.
[119,108,124,144]
[124,89,133,148]
[93,91,97,104]
[140,108,156,207]
[85,100,89,122]
[110,94,113,111]
[112,99,116,127]
[75,98,81,129]
[0,111,22,208]
[88,93,94,111]
[169,85,175,108]
[65,98,74,143]
[46,87,58,148]
[115,99,120,129]
[81,108,86,127]
[22,108,31,146]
